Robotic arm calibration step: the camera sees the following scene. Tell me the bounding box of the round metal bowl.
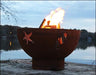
[17,28,80,70]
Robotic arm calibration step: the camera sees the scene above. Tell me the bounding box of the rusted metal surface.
[17,28,80,70]
[32,58,64,70]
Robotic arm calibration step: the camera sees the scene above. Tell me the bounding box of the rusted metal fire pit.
[17,28,80,70]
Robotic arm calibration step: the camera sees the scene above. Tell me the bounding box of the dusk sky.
[1,1,95,32]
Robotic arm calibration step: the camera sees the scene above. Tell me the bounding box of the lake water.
[1,47,95,65]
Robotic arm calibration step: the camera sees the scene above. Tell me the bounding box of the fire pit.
[17,8,80,70]
[17,28,80,70]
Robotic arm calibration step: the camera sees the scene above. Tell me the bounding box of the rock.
[1,59,95,75]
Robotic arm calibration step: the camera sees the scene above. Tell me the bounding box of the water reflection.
[0,36,21,50]
[77,40,95,49]
[0,36,95,51]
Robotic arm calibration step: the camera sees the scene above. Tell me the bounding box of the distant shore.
[1,59,95,75]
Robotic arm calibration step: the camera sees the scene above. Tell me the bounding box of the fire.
[40,8,65,29]
[39,8,66,45]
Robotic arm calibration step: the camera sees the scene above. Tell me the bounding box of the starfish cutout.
[23,31,33,45]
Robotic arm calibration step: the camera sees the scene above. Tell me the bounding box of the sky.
[1,1,95,32]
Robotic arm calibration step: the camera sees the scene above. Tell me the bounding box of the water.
[0,47,95,65]
[0,36,96,65]
[65,47,96,65]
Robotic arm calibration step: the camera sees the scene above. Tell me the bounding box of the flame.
[41,8,65,29]
[40,8,65,45]
[58,37,63,45]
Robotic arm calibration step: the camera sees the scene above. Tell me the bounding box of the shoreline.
[1,59,95,75]
[1,59,95,66]
[1,58,95,66]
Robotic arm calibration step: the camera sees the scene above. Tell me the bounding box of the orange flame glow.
[41,8,65,29]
